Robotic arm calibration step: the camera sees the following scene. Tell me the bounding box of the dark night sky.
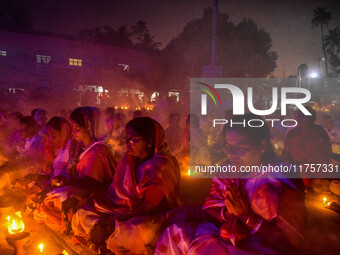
[6,0,340,77]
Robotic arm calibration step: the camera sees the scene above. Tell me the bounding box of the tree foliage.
[312,6,331,76]
[324,27,340,76]
[76,20,161,50]
[161,8,277,87]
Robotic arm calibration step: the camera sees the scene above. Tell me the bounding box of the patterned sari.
[34,107,117,232]
[155,171,306,255]
[72,117,182,254]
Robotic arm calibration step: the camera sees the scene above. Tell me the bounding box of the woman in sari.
[34,107,117,233]
[25,116,72,204]
[42,116,72,177]
[155,113,306,255]
[72,116,182,254]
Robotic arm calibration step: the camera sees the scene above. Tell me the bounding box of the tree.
[324,28,340,76]
[131,20,149,36]
[75,25,134,47]
[131,20,161,51]
[312,6,331,76]
[297,63,309,87]
[161,8,277,88]
[135,33,162,51]
[75,20,161,50]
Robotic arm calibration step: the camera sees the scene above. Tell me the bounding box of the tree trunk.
[321,24,329,76]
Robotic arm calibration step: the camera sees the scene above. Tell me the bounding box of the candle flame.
[39,243,44,252]
[7,211,25,234]
[61,250,70,255]
[323,197,327,204]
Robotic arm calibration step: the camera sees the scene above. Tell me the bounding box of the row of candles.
[113,106,154,110]
[38,243,69,255]
[3,197,333,253]
[5,211,70,254]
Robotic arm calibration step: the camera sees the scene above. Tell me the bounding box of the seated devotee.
[0,115,45,193]
[1,112,24,158]
[103,107,115,145]
[104,107,115,136]
[71,117,182,254]
[34,107,117,233]
[26,116,73,203]
[132,110,146,119]
[106,112,126,158]
[155,113,306,255]
[185,114,210,166]
[16,116,44,160]
[112,112,126,137]
[282,106,332,188]
[321,114,340,152]
[33,108,48,129]
[103,109,125,160]
[104,107,115,122]
[165,112,183,155]
[42,116,72,177]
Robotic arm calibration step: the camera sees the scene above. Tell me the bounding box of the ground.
[0,178,339,255]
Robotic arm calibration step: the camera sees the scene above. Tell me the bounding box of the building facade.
[0,31,153,107]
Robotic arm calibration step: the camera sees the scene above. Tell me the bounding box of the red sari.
[34,141,116,232]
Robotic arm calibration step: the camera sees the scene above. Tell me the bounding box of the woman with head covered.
[34,107,117,233]
[72,117,182,254]
[155,113,306,255]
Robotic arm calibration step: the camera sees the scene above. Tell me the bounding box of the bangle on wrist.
[251,218,263,234]
[221,207,227,221]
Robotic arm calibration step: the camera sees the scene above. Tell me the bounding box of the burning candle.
[7,212,25,234]
[323,197,331,207]
[38,243,44,254]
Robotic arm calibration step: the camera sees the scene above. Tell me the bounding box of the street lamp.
[309,72,319,78]
[319,58,325,75]
[308,71,320,89]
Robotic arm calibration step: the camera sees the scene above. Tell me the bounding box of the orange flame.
[38,243,44,252]
[7,211,25,234]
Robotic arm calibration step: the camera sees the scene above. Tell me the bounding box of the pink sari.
[155,172,306,255]
[72,148,182,253]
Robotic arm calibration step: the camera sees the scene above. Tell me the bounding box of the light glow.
[309,72,319,78]
[7,211,25,234]
[39,243,44,253]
